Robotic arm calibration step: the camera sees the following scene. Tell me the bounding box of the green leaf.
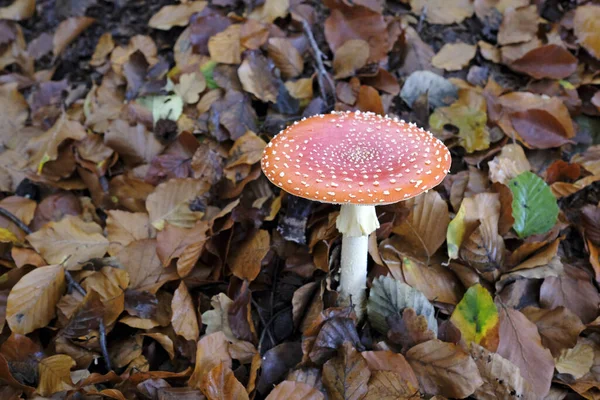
[429,103,490,153]
[450,284,499,350]
[367,275,437,336]
[137,94,183,125]
[509,171,559,238]
[200,60,219,90]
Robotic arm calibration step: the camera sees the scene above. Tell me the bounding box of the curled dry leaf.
[265,381,324,400]
[497,306,554,398]
[148,1,207,30]
[26,215,109,270]
[53,17,95,57]
[6,264,65,335]
[432,42,477,71]
[202,293,236,341]
[171,282,199,342]
[189,331,232,389]
[37,354,75,396]
[267,38,304,79]
[201,362,249,400]
[410,0,474,24]
[333,39,369,79]
[574,4,600,60]
[406,339,483,398]
[322,342,370,400]
[488,143,531,185]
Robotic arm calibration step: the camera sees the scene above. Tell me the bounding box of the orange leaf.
[200,362,249,400]
[171,282,200,342]
[228,230,270,282]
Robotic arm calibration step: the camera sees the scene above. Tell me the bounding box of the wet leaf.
[450,284,499,351]
[509,171,559,238]
[149,2,207,30]
[367,275,437,336]
[406,339,483,398]
[26,215,109,270]
[172,282,199,342]
[322,342,370,400]
[497,306,554,398]
[36,355,74,396]
[432,42,476,71]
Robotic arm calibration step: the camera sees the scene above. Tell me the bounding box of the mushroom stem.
[336,204,380,320]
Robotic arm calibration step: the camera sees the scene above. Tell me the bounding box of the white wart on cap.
[261,111,451,204]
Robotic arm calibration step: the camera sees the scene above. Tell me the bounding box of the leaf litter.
[0,0,599,398]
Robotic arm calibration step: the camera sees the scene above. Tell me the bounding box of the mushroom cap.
[261,111,451,205]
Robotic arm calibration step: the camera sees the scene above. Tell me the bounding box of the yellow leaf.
[37,355,75,396]
[450,284,499,350]
[0,228,18,243]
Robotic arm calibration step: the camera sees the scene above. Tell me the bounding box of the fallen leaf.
[106,210,154,256]
[450,284,499,351]
[208,24,242,65]
[146,178,210,230]
[333,39,369,79]
[574,4,600,60]
[53,17,95,57]
[410,0,474,24]
[6,264,65,335]
[200,362,249,400]
[228,230,270,282]
[265,380,324,400]
[237,51,278,103]
[171,282,199,342]
[110,335,143,369]
[470,343,534,400]
[175,72,206,104]
[497,5,538,45]
[137,94,183,125]
[497,306,554,398]
[26,215,109,270]
[400,70,457,109]
[201,293,236,341]
[82,267,129,326]
[432,42,476,71]
[478,40,501,63]
[156,221,209,276]
[364,370,420,400]
[406,339,483,398]
[509,171,559,238]
[360,350,419,389]
[387,308,436,351]
[116,239,177,293]
[555,340,594,379]
[189,332,231,389]
[148,1,207,30]
[104,119,164,166]
[510,44,578,79]
[0,83,28,148]
[37,355,75,396]
[309,317,362,364]
[355,85,384,115]
[267,38,304,79]
[488,143,531,185]
[0,0,35,20]
[322,342,370,400]
[90,32,114,66]
[248,0,289,23]
[521,306,584,358]
[460,218,505,273]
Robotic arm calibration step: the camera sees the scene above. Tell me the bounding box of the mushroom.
[261,111,451,319]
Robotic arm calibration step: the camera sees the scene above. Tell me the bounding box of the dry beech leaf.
[510,44,578,79]
[248,0,289,23]
[110,335,143,369]
[37,354,75,396]
[267,38,304,79]
[105,120,164,166]
[554,340,594,379]
[90,32,115,66]
[432,42,476,71]
[497,5,538,45]
[361,350,419,389]
[387,309,436,351]
[27,215,109,270]
[574,4,600,60]
[364,370,420,400]
[478,41,501,63]
[406,339,483,398]
[82,267,129,326]
[488,144,531,185]
[201,362,249,400]
[470,343,534,400]
[460,217,505,273]
[410,0,474,24]
[146,178,210,230]
[148,1,207,30]
[53,17,95,57]
[202,293,236,341]
[238,52,278,103]
[265,380,324,400]
[106,210,154,256]
[189,332,232,389]
[0,83,28,147]
[175,72,206,104]
[521,306,584,358]
[333,39,369,79]
[171,282,199,342]
[0,0,35,20]
[322,342,370,400]
[6,264,65,334]
[141,333,175,360]
[497,307,554,398]
[208,24,242,65]
[156,221,209,277]
[228,229,270,282]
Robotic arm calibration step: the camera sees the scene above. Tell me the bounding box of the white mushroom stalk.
[336,204,380,319]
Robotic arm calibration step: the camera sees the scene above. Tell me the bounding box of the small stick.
[251,297,276,348]
[258,306,292,355]
[0,207,32,235]
[300,18,336,104]
[65,270,87,297]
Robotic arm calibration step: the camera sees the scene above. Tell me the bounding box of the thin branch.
[99,320,112,371]
[258,306,292,355]
[251,297,276,348]
[0,207,31,235]
[65,270,87,297]
[300,18,336,105]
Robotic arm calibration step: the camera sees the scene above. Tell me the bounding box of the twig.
[417,5,427,33]
[251,297,276,348]
[300,18,336,105]
[258,306,292,355]
[0,207,32,235]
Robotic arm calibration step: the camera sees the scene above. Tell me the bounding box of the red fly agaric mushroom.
[261,111,451,319]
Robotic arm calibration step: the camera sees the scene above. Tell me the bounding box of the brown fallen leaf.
[26,215,109,270]
[410,0,474,24]
[82,267,129,326]
[574,4,600,60]
[497,306,554,398]
[497,5,538,45]
[156,221,209,276]
[90,32,115,67]
[208,24,242,65]
[364,370,420,399]
[106,210,154,256]
[228,230,270,282]
[201,362,249,400]
[248,0,289,24]
[432,42,477,71]
[265,380,324,400]
[189,332,232,389]
[555,340,594,379]
[285,77,314,103]
[487,143,531,185]
[141,332,175,360]
[175,72,206,104]
[510,44,578,79]
[0,0,35,21]
[478,41,501,63]
[104,119,164,167]
[355,85,384,115]
[0,83,28,148]
[387,308,436,351]
[361,350,419,389]
[267,38,304,79]
[237,51,278,103]
[37,354,75,396]
[322,342,370,400]
[110,335,144,369]
[53,17,95,57]
[148,1,207,30]
[522,306,584,358]
[6,264,65,335]
[333,39,369,79]
[406,339,483,398]
[171,282,199,342]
